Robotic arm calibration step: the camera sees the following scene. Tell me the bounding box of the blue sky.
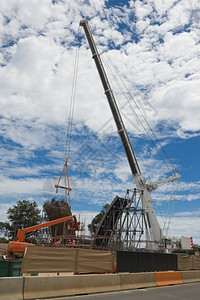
[0,0,200,244]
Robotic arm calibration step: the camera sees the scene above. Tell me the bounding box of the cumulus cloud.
[1,0,200,140]
[167,215,200,245]
[0,0,199,245]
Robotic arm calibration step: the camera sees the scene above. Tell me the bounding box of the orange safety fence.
[155,271,183,286]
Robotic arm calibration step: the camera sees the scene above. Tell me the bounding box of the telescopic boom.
[80,19,165,250]
[80,19,140,177]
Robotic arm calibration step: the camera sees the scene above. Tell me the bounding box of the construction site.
[1,19,200,300]
[1,19,194,255]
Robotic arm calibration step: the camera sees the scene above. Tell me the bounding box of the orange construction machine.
[7,215,79,256]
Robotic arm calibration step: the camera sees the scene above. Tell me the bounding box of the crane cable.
[165,179,180,236]
[65,27,81,158]
[93,33,180,234]
[105,52,175,174]
[163,182,175,233]
[103,52,180,232]
[93,34,176,175]
[55,27,81,207]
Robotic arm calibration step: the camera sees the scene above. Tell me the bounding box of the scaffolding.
[94,189,162,251]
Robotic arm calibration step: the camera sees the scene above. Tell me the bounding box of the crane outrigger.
[80,19,181,251]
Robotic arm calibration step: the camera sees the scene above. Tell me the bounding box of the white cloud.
[160,31,199,60]
[1,0,200,140]
[0,203,11,222]
[166,215,200,245]
[0,175,45,197]
[0,0,199,246]
[89,0,105,11]
[151,79,200,133]
[73,209,100,234]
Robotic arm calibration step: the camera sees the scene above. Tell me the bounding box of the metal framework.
[95,189,163,251]
[55,156,72,208]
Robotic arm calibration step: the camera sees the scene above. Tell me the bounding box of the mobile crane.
[7,215,79,256]
[80,20,181,250]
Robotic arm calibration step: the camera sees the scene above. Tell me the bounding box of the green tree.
[193,245,200,253]
[0,221,11,239]
[2,200,41,240]
[0,221,6,234]
[88,203,110,234]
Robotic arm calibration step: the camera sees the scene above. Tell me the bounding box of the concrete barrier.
[155,271,183,286]
[181,270,200,283]
[2,271,200,300]
[0,277,23,300]
[120,272,156,290]
[23,274,121,299]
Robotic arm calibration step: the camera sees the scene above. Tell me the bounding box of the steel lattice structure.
[95,189,163,251]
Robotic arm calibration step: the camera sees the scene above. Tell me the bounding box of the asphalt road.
[41,282,200,300]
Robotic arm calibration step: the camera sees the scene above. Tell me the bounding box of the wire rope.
[93,34,176,175]
[92,32,181,238]
[165,180,180,237]
[106,54,174,174]
[93,39,153,179]
[65,27,81,158]
[163,181,174,233]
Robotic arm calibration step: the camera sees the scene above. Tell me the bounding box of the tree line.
[0,199,109,242]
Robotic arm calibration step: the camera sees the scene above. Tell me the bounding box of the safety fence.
[117,251,178,272]
[21,247,200,274]
[178,255,200,270]
[116,251,200,273]
[21,246,114,274]
[14,246,200,275]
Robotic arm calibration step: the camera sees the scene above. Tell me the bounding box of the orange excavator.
[7,215,79,257]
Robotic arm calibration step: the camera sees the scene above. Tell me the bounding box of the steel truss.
[95,189,161,251]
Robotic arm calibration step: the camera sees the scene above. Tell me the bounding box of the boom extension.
[80,20,140,177]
